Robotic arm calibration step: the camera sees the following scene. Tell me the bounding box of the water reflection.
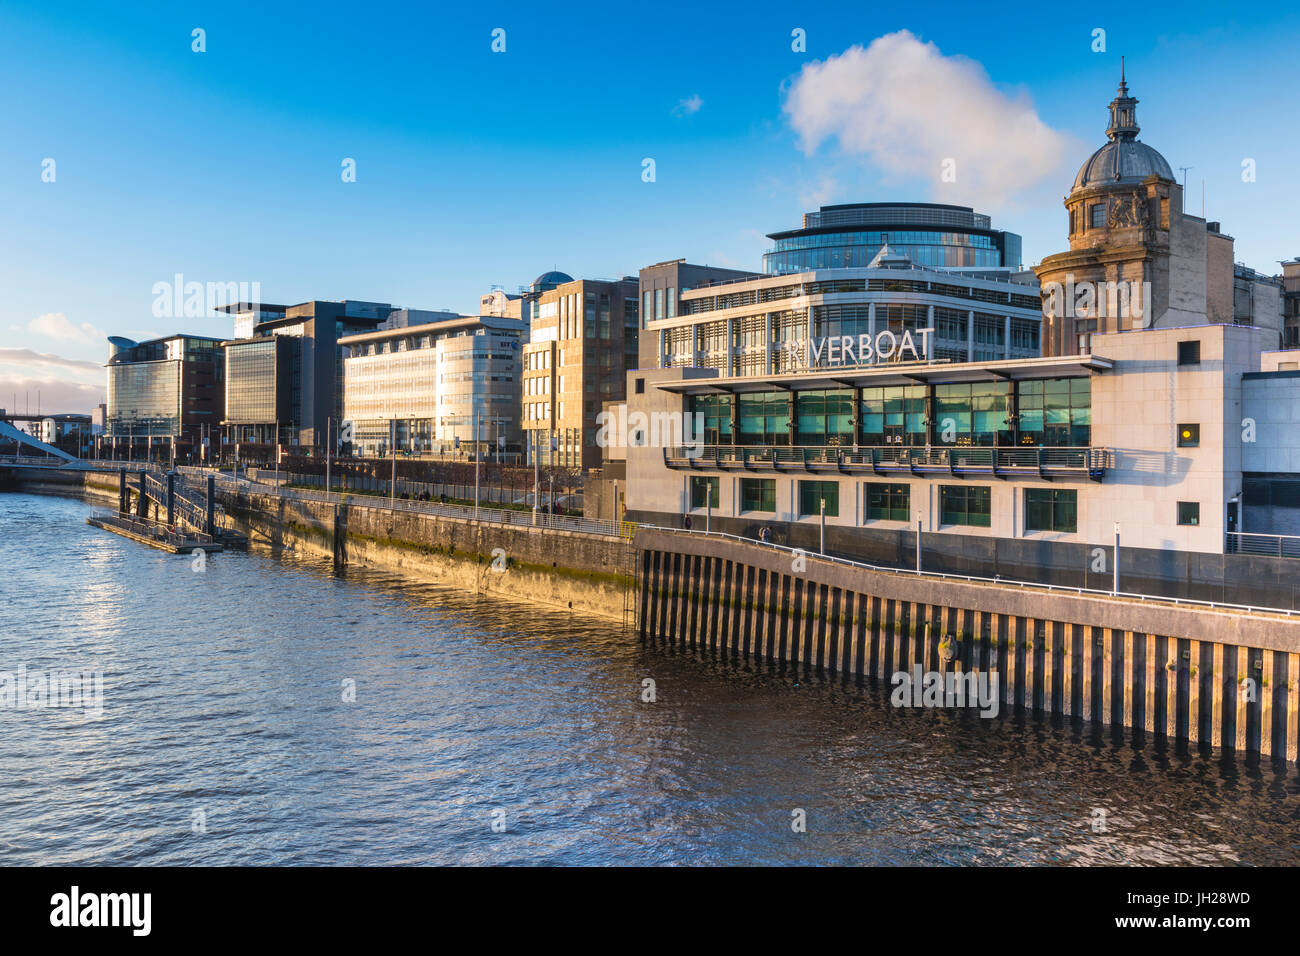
[0,491,1296,865]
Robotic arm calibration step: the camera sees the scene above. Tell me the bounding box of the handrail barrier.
[190,471,635,540]
[1227,531,1300,558]
[638,525,1298,618]
[664,444,1109,475]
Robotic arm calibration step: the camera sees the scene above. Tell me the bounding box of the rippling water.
[1,491,1298,865]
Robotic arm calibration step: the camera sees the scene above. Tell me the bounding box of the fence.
[1227,531,1300,558]
[188,471,634,540]
[641,525,1298,618]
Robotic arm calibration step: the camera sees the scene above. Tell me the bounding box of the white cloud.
[783,31,1068,207]
[673,94,704,117]
[27,312,106,345]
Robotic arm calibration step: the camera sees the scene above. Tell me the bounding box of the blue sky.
[3,0,1299,413]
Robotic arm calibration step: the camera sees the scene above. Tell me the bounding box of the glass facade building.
[105,334,224,453]
[763,203,1022,275]
[341,316,525,459]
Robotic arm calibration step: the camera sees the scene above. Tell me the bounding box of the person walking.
[683,514,692,531]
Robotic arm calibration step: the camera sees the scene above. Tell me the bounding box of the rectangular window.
[940,485,991,527]
[1177,501,1200,526]
[1177,423,1200,447]
[1178,340,1201,366]
[666,287,676,319]
[1090,203,1106,229]
[866,482,910,522]
[740,478,776,513]
[1025,488,1077,533]
[635,378,645,394]
[798,480,839,517]
[690,476,719,510]
[643,291,653,329]
[655,288,665,321]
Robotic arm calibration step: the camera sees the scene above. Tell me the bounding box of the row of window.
[691,479,1079,531]
[678,280,1041,318]
[690,477,1207,534]
[690,377,1093,448]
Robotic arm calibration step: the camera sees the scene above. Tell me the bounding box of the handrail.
[665,444,1109,473]
[197,473,635,539]
[638,525,1298,618]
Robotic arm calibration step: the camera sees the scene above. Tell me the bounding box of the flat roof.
[338,314,524,345]
[654,354,1111,394]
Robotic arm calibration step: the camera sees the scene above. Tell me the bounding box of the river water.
[1,491,1297,865]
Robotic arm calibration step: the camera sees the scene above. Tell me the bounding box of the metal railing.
[639,526,1298,618]
[89,508,216,548]
[665,444,1109,475]
[197,472,635,539]
[1227,531,1300,558]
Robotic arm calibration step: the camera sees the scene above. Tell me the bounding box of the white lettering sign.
[786,329,933,369]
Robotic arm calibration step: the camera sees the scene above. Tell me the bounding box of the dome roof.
[1073,139,1173,190]
[1070,65,1173,192]
[532,270,574,289]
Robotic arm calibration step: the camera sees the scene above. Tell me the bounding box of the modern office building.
[222,300,394,449]
[639,247,1042,379]
[1282,258,1300,349]
[637,260,761,369]
[105,333,224,456]
[340,315,527,459]
[619,78,1300,599]
[521,274,639,470]
[762,202,1023,275]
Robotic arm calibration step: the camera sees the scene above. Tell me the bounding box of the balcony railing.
[663,444,1110,479]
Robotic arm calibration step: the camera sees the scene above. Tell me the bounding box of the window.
[861,385,926,445]
[866,483,910,522]
[795,389,854,446]
[737,392,790,445]
[1017,378,1091,447]
[799,480,839,517]
[940,485,991,527]
[690,476,719,510]
[934,382,1011,446]
[1177,501,1200,526]
[634,378,645,394]
[1025,488,1077,533]
[1090,203,1106,229]
[1178,340,1201,366]
[1177,423,1200,448]
[740,478,776,513]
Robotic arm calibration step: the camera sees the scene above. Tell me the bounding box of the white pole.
[390,419,397,509]
[916,518,922,574]
[1113,521,1120,595]
[532,431,539,525]
[820,497,826,554]
[474,413,480,520]
[325,416,331,494]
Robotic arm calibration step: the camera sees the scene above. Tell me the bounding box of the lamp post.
[390,418,397,509]
[325,416,332,495]
[473,412,481,520]
[532,431,539,525]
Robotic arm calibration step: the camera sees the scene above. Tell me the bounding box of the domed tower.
[1036,66,1224,356]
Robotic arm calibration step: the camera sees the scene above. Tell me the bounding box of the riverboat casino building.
[622,76,1300,594]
